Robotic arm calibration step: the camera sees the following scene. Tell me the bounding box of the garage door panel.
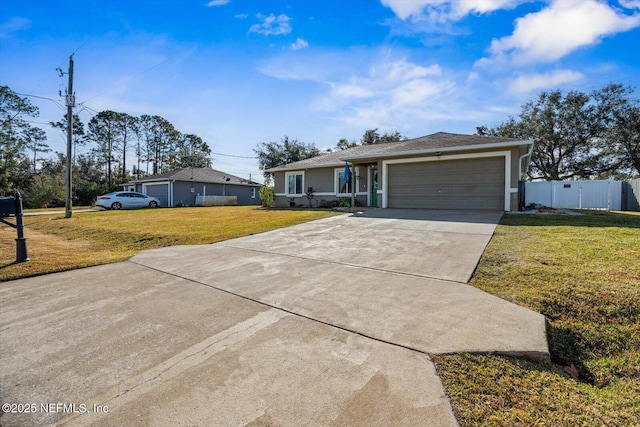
[144,184,169,207]
[388,157,504,210]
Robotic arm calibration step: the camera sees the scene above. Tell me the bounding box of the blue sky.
[2,0,639,182]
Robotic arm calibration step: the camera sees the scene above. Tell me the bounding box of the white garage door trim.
[142,181,173,207]
[381,151,512,210]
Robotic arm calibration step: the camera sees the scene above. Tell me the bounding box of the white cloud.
[483,0,640,65]
[249,13,292,36]
[380,0,525,22]
[384,61,441,80]
[620,0,640,9]
[330,82,374,99]
[326,59,446,106]
[506,69,585,94]
[291,38,309,50]
[259,49,460,130]
[317,57,456,129]
[380,0,441,20]
[0,17,31,38]
[234,13,248,19]
[206,0,230,6]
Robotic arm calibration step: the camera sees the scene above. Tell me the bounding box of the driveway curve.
[0,209,547,427]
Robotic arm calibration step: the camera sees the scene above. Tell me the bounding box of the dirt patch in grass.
[0,206,340,281]
[433,210,640,426]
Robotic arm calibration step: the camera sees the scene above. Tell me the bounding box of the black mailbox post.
[0,192,29,263]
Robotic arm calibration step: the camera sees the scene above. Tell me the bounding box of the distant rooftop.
[131,167,259,186]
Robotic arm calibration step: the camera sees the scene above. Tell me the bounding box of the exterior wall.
[306,168,334,193]
[230,185,260,205]
[272,146,528,211]
[273,167,369,208]
[139,181,259,207]
[509,147,523,211]
[173,181,205,207]
[510,192,519,212]
[274,172,285,194]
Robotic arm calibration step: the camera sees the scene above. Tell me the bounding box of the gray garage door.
[144,184,170,207]
[387,157,505,210]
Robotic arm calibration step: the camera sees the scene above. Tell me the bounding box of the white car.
[95,192,160,210]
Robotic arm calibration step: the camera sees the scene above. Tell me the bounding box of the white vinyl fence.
[525,179,621,210]
[195,195,238,206]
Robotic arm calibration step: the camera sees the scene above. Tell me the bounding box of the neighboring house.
[267,132,534,211]
[122,167,261,207]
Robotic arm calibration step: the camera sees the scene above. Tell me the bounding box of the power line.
[22,38,92,97]
[14,92,65,110]
[23,120,56,127]
[71,36,92,56]
[210,151,257,159]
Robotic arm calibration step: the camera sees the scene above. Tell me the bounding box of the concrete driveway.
[0,209,548,426]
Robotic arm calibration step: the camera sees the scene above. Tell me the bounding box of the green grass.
[433,211,640,426]
[0,206,340,281]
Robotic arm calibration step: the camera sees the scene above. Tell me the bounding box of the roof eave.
[266,162,344,173]
[340,140,533,162]
[131,177,259,186]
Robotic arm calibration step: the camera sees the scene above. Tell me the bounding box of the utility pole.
[62,55,75,218]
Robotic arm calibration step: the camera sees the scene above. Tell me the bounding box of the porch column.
[351,164,356,208]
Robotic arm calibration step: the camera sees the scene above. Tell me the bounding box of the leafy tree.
[24,173,65,208]
[379,129,406,144]
[254,136,321,179]
[139,115,180,175]
[478,89,601,180]
[592,84,640,177]
[258,181,274,208]
[361,129,380,145]
[74,154,108,205]
[50,113,86,160]
[168,133,212,169]
[361,128,405,145]
[87,110,122,189]
[115,112,137,182]
[23,126,50,174]
[0,86,39,194]
[336,138,358,150]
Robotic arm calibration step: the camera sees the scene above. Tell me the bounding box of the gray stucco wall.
[173,181,204,207]
[273,168,335,194]
[305,168,334,193]
[138,181,259,206]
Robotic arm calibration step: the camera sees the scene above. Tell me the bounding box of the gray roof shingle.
[131,167,259,186]
[267,132,531,171]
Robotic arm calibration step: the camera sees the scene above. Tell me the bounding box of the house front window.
[251,188,256,198]
[335,167,359,195]
[286,172,304,196]
[337,170,352,194]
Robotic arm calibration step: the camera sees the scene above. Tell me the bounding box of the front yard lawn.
[0,206,339,282]
[433,211,640,426]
